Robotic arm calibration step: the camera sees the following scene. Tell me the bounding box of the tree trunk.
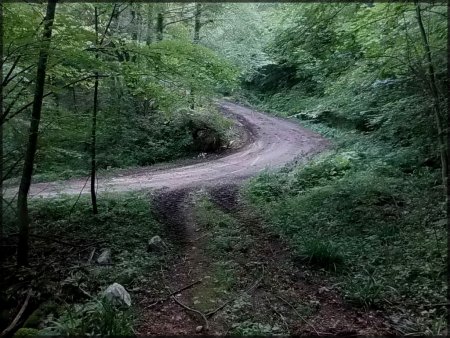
[157,12,163,41]
[0,1,3,242]
[91,7,99,215]
[131,6,138,41]
[0,109,3,243]
[17,0,57,266]
[193,3,201,43]
[130,5,138,62]
[415,1,448,193]
[190,3,202,110]
[146,5,154,45]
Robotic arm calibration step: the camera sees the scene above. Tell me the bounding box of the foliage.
[2,2,448,335]
[2,2,239,182]
[296,239,344,271]
[240,6,447,332]
[13,328,40,337]
[202,4,276,82]
[40,298,133,336]
[230,321,282,336]
[244,136,447,332]
[2,192,168,332]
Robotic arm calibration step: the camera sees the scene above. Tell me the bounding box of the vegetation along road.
[2,2,446,336]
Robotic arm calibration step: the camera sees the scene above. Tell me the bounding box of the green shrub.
[230,321,282,336]
[343,270,387,308]
[40,298,133,336]
[13,328,40,337]
[296,239,344,271]
[244,135,446,333]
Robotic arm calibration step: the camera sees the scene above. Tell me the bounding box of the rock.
[309,300,320,307]
[97,249,111,265]
[147,236,166,253]
[318,286,330,294]
[104,283,131,307]
[195,325,203,333]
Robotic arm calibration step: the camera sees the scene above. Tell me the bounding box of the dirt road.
[7,101,329,198]
[3,101,393,335]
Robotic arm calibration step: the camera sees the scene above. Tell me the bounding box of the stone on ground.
[97,248,112,265]
[104,283,132,307]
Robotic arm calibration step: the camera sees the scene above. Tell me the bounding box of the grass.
[2,192,170,335]
[243,122,447,334]
[40,298,134,336]
[230,321,283,336]
[188,195,243,313]
[191,194,289,332]
[194,196,254,257]
[295,239,344,271]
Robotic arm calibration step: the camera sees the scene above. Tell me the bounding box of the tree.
[0,2,4,242]
[90,6,99,214]
[202,3,274,81]
[414,1,447,192]
[189,3,202,109]
[17,0,57,265]
[90,4,118,214]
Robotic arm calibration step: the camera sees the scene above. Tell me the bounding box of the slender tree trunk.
[130,5,138,62]
[131,6,138,41]
[157,12,163,41]
[146,5,154,45]
[72,86,77,108]
[415,1,448,192]
[193,3,201,43]
[190,3,202,110]
[0,117,3,243]
[0,1,4,242]
[17,0,57,265]
[137,9,143,42]
[91,7,99,215]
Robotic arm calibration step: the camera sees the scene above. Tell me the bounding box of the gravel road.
[6,101,329,198]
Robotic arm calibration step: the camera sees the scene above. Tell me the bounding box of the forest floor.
[135,184,394,335]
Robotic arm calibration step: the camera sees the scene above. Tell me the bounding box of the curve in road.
[7,101,330,198]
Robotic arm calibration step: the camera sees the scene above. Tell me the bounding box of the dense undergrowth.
[233,4,447,333]
[241,95,447,334]
[1,193,169,336]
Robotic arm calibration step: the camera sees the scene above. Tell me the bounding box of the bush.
[295,239,344,271]
[40,298,133,336]
[230,321,282,336]
[244,136,446,333]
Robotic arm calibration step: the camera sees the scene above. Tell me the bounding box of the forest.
[0,1,447,336]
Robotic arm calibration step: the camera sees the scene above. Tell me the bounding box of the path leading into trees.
[9,101,330,198]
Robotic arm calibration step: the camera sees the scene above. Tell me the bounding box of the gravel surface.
[5,101,329,198]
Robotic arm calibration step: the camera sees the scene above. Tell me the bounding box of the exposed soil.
[136,185,394,335]
[4,101,329,198]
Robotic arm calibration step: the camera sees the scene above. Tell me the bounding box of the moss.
[13,328,39,337]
